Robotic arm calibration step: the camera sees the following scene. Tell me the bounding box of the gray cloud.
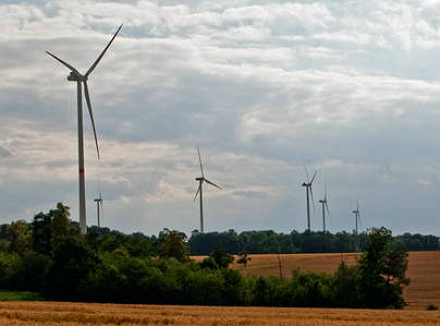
[1,0,440,236]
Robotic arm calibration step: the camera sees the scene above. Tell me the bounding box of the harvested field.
[1,301,440,325]
[193,251,440,310]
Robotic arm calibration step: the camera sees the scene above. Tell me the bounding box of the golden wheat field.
[1,301,440,326]
[193,251,440,310]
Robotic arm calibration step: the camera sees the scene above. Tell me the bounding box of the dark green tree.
[237,251,251,268]
[159,229,188,262]
[357,227,410,308]
[7,220,32,255]
[207,244,234,269]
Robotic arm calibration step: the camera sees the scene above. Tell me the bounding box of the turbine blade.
[45,51,80,75]
[85,24,123,77]
[310,171,318,184]
[326,202,332,225]
[325,202,331,220]
[324,182,328,200]
[303,165,310,182]
[309,185,315,210]
[84,81,100,159]
[194,184,201,201]
[197,147,205,178]
[205,179,222,190]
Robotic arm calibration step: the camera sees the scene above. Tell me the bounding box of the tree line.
[188,229,438,255]
[0,203,414,308]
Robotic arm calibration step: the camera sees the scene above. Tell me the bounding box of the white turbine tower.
[46,25,122,235]
[302,167,317,231]
[94,192,103,228]
[194,148,221,233]
[319,183,331,232]
[352,202,361,234]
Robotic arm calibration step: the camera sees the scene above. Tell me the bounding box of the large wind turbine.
[94,192,103,228]
[302,167,317,231]
[194,148,221,233]
[352,202,361,233]
[318,183,330,232]
[46,25,122,235]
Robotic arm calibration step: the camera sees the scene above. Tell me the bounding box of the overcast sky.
[1,0,440,236]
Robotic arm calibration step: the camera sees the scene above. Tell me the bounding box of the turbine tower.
[352,203,361,233]
[46,25,122,235]
[318,183,330,232]
[94,192,103,228]
[302,167,317,231]
[194,148,221,233]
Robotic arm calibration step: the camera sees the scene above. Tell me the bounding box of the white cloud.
[1,0,440,235]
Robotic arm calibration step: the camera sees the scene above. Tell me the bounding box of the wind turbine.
[46,25,122,235]
[94,192,103,228]
[302,167,317,231]
[318,183,331,232]
[352,202,361,233]
[194,148,221,233]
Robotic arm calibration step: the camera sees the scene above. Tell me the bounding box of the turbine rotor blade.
[325,202,331,219]
[85,24,123,78]
[45,51,80,75]
[303,165,310,182]
[310,171,318,184]
[84,81,100,159]
[194,184,201,201]
[197,147,205,178]
[205,179,222,190]
[309,185,315,211]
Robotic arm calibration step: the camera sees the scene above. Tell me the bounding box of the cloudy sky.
[1,0,440,236]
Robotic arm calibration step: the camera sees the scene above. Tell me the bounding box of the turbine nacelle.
[67,72,86,82]
[196,177,204,181]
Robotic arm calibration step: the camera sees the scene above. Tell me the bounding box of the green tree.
[45,235,98,300]
[237,251,251,268]
[7,220,31,255]
[357,227,410,308]
[207,245,234,269]
[159,229,188,262]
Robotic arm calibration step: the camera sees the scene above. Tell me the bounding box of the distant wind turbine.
[352,202,361,234]
[302,167,317,231]
[46,25,122,234]
[194,148,221,233]
[319,183,331,232]
[94,192,103,228]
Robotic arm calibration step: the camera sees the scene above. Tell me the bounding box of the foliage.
[237,251,251,268]
[0,204,411,309]
[357,227,410,308]
[0,290,44,301]
[201,245,234,269]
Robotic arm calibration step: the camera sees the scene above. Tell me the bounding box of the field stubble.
[1,301,440,325]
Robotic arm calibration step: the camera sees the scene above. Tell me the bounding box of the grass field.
[194,251,440,310]
[1,301,440,325]
[0,290,44,301]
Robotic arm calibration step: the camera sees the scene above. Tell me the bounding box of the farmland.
[194,251,440,310]
[1,301,440,325]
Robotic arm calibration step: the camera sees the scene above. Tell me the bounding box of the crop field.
[1,301,440,325]
[193,251,440,310]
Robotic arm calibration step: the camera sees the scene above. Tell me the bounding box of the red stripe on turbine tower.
[79,169,85,174]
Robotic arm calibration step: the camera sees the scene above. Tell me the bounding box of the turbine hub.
[195,177,203,181]
[67,72,85,82]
